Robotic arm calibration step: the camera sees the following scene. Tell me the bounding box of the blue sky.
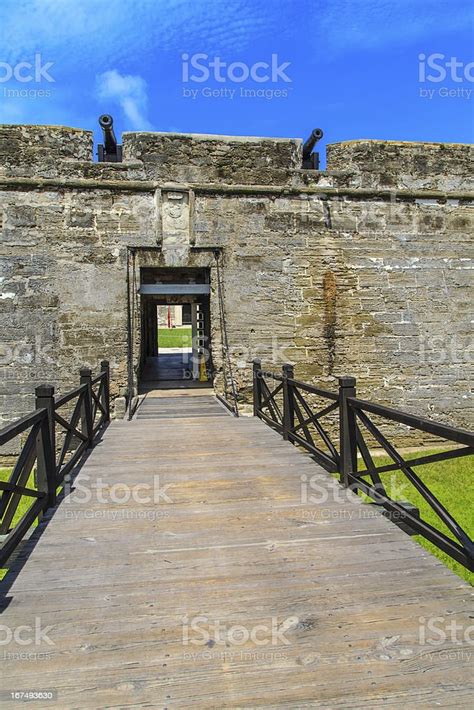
[0,0,472,162]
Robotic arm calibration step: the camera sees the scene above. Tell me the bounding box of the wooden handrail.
[253,360,473,571]
[0,361,111,567]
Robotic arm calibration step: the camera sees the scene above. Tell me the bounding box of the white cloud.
[96,69,153,130]
[313,0,472,55]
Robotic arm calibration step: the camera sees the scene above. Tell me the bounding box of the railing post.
[101,360,110,423]
[80,368,94,447]
[35,385,57,508]
[339,376,357,488]
[253,359,262,417]
[282,363,295,441]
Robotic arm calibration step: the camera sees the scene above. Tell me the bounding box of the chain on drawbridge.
[214,251,239,416]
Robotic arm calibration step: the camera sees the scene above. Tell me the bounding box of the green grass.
[0,467,34,526]
[357,449,473,585]
[0,466,38,580]
[158,326,192,348]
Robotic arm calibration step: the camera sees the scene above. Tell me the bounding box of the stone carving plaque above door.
[157,188,194,249]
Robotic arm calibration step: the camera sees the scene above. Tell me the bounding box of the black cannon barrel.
[99,114,117,152]
[98,114,122,162]
[302,128,324,160]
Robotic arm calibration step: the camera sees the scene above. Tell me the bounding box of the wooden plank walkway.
[135,392,229,419]
[1,393,473,708]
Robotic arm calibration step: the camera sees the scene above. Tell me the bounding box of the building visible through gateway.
[139,267,211,387]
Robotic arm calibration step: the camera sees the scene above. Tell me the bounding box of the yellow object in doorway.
[199,355,208,382]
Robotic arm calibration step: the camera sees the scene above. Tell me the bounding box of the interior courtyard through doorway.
[138,267,212,389]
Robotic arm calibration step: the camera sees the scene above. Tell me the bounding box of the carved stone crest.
[156,188,194,248]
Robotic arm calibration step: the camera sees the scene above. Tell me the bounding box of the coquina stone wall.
[0,125,472,443]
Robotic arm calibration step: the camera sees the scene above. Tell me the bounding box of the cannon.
[97,114,122,162]
[302,128,323,170]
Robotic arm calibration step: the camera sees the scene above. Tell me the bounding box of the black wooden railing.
[253,360,340,472]
[0,362,110,566]
[253,359,474,571]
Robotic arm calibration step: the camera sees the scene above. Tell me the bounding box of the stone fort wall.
[0,124,472,441]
